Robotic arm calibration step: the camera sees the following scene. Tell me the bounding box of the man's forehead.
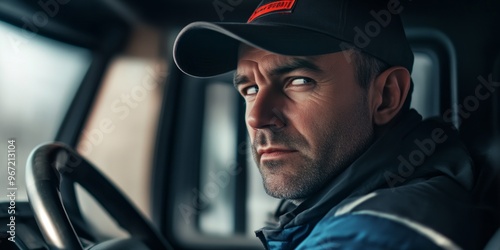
[236,44,350,74]
[237,43,257,56]
[237,44,319,70]
[237,44,298,61]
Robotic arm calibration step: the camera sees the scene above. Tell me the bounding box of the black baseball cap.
[173,0,414,78]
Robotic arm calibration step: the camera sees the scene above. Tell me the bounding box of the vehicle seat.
[471,53,500,249]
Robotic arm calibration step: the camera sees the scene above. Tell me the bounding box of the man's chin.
[262,174,312,200]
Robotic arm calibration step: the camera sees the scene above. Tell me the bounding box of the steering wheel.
[25,142,172,250]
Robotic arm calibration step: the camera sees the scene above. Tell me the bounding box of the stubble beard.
[252,100,374,202]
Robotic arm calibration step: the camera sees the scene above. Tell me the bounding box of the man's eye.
[290,77,314,86]
[243,86,258,96]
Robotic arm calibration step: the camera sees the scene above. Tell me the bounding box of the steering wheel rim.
[26,142,171,250]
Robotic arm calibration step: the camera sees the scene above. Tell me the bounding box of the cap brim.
[173,21,348,78]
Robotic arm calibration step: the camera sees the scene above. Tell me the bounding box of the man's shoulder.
[304,180,483,250]
[297,212,449,250]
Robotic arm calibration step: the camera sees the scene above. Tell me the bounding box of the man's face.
[235,45,374,201]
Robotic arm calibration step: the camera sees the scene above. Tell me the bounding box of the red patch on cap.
[247,0,297,23]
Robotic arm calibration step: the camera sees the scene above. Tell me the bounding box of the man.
[173,0,489,249]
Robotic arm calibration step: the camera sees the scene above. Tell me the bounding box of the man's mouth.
[258,147,298,161]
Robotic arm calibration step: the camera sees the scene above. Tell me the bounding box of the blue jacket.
[256,110,488,250]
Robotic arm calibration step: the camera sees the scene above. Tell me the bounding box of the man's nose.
[246,88,286,130]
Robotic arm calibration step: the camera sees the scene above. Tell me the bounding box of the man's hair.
[350,49,413,113]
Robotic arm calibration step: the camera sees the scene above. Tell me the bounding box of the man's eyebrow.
[270,57,322,76]
[233,57,322,88]
[233,74,249,88]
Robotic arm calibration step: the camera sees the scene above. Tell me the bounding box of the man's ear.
[370,66,411,125]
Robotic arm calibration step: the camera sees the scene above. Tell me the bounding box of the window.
[75,55,167,239]
[199,82,239,235]
[0,21,91,202]
[410,52,440,118]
